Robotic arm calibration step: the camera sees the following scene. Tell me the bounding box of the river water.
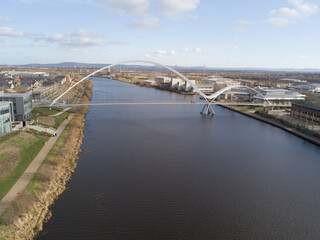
[37,77,320,240]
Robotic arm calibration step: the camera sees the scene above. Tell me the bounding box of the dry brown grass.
[36,116,55,127]
[0,79,93,240]
[0,132,38,180]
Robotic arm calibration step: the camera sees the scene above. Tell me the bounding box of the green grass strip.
[0,137,46,200]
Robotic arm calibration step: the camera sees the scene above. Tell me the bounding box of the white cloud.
[288,0,318,16]
[234,26,246,32]
[237,20,256,25]
[158,0,200,18]
[183,47,202,53]
[233,37,240,42]
[143,49,179,59]
[47,29,108,47]
[232,45,239,49]
[299,55,307,58]
[0,27,25,37]
[144,47,202,59]
[0,16,14,23]
[93,0,150,15]
[267,0,318,26]
[170,50,177,55]
[126,17,161,31]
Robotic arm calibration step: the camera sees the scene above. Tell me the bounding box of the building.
[195,83,214,94]
[291,102,320,125]
[15,83,31,93]
[294,83,320,93]
[183,80,196,92]
[280,78,308,83]
[0,93,33,122]
[222,88,252,102]
[203,76,241,91]
[143,80,157,86]
[0,70,49,77]
[0,101,14,137]
[155,76,171,84]
[171,78,185,89]
[155,76,172,88]
[253,88,305,106]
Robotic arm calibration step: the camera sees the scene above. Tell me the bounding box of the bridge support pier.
[201,103,215,116]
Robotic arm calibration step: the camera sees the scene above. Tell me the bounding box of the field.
[32,107,72,129]
[0,132,47,200]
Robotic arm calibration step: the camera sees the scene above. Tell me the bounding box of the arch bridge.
[50,60,270,115]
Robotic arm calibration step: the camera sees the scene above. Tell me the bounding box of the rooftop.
[293,101,320,110]
[280,78,308,83]
[0,92,32,98]
[254,91,305,100]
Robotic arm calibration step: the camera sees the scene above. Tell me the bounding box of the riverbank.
[0,79,93,240]
[220,105,320,147]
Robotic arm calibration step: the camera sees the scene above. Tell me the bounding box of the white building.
[203,75,241,91]
[195,83,214,94]
[253,88,305,106]
[171,78,185,89]
[184,80,196,92]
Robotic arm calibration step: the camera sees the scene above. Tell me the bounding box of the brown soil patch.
[37,116,55,127]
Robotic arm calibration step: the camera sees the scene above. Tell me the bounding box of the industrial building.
[155,76,196,92]
[0,93,33,122]
[0,101,14,137]
[253,88,305,106]
[291,102,320,125]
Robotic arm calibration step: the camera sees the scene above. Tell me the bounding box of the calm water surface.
[37,77,320,240]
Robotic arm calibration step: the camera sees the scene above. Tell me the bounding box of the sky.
[0,0,320,68]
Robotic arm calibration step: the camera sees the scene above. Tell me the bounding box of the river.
[36,77,320,240]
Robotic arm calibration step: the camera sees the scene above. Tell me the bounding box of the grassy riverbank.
[0,79,93,240]
[0,132,48,200]
[32,106,72,129]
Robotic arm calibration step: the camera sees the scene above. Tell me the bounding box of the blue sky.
[0,0,319,68]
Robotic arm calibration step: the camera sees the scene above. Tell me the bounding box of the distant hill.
[1,62,320,73]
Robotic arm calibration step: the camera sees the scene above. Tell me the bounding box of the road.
[0,114,74,216]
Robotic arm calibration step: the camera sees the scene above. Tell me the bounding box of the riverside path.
[0,114,74,216]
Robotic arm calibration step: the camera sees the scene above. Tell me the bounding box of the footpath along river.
[36,77,320,240]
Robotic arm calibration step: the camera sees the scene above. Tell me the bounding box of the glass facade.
[0,94,32,121]
[0,103,13,137]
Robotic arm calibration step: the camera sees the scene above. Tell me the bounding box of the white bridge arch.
[50,60,269,115]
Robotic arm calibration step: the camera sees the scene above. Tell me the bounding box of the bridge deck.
[37,102,291,107]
